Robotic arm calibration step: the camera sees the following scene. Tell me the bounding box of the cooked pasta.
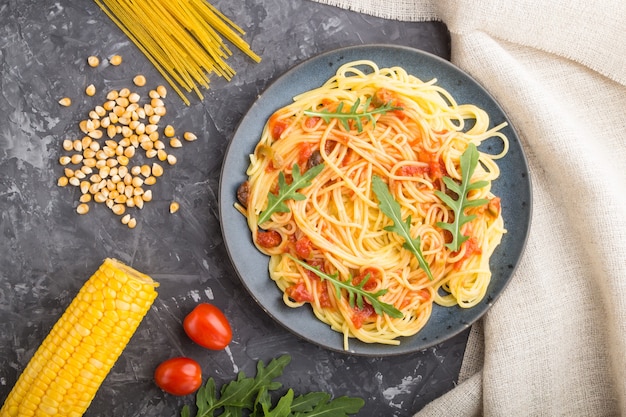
[95,0,261,105]
[237,60,508,350]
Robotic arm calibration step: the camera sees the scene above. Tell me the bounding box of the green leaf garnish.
[435,143,489,252]
[255,388,293,417]
[258,163,325,226]
[291,393,365,417]
[303,97,402,133]
[289,255,404,319]
[182,355,364,417]
[372,175,434,281]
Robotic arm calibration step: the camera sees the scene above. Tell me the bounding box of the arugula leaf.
[289,255,403,319]
[290,393,330,413]
[434,143,489,252]
[254,387,293,417]
[252,387,272,417]
[182,355,364,417]
[292,394,365,417]
[303,97,402,133]
[372,175,434,281]
[257,163,325,226]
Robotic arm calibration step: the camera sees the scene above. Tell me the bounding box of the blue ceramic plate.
[219,45,531,356]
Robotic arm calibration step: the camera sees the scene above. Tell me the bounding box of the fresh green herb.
[434,143,489,252]
[290,255,403,319]
[372,175,434,281]
[303,97,402,133]
[258,163,325,226]
[253,388,364,417]
[181,355,364,417]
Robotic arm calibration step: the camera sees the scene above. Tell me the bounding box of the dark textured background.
[0,1,468,416]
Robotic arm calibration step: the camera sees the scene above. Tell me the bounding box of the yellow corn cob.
[0,258,159,417]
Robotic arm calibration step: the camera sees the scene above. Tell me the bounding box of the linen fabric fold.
[309,0,626,415]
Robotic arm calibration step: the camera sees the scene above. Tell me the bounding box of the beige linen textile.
[310,0,626,415]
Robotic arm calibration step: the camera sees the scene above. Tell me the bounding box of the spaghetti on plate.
[236,60,508,350]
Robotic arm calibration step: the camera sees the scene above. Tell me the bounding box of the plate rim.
[218,44,532,356]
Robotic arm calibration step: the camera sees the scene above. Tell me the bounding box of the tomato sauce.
[294,236,312,259]
[268,113,290,140]
[297,142,313,166]
[453,237,482,270]
[286,281,313,303]
[352,267,379,291]
[351,303,376,329]
[256,230,282,248]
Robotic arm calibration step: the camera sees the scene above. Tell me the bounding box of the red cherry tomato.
[154,357,202,396]
[183,303,233,350]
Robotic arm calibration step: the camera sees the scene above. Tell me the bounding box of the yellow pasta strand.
[95,0,261,105]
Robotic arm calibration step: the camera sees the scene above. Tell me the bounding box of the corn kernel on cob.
[0,258,159,417]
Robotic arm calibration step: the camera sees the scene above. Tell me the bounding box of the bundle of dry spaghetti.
[95,0,261,105]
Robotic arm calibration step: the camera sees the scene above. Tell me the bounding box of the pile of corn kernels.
[57,54,192,228]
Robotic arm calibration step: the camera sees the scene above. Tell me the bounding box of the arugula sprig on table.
[435,143,489,252]
[257,163,324,226]
[303,97,402,133]
[181,355,364,417]
[290,256,403,318]
[372,176,434,281]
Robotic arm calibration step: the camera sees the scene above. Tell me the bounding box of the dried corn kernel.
[164,125,175,137]
[156,85,167,98]
[169,201,179,214]
[86,84,96,96]
[133,75,146,87]
[151,163,163,177]
[87,55,100,67]
[169,137,182,148]
[76,203,89,214]
[109,54,122,66]
[58,97,72,107]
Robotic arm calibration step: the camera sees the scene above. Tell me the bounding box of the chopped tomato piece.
[318,281,333,308]
[286,281,313,303]
[340,149,360,167]
[397,164,428,177]
[324,140,337,155]
[453,237,482,270]
[269,113,290,140]
[304,116,320,129]
[352,267,379,291]
[418,289,431,301]
[418,150,446,179]
[295,236,313,259]
[391,108,407,121]
[298,142,313,166]
[351,302,376,329]
[256,230,282,248]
